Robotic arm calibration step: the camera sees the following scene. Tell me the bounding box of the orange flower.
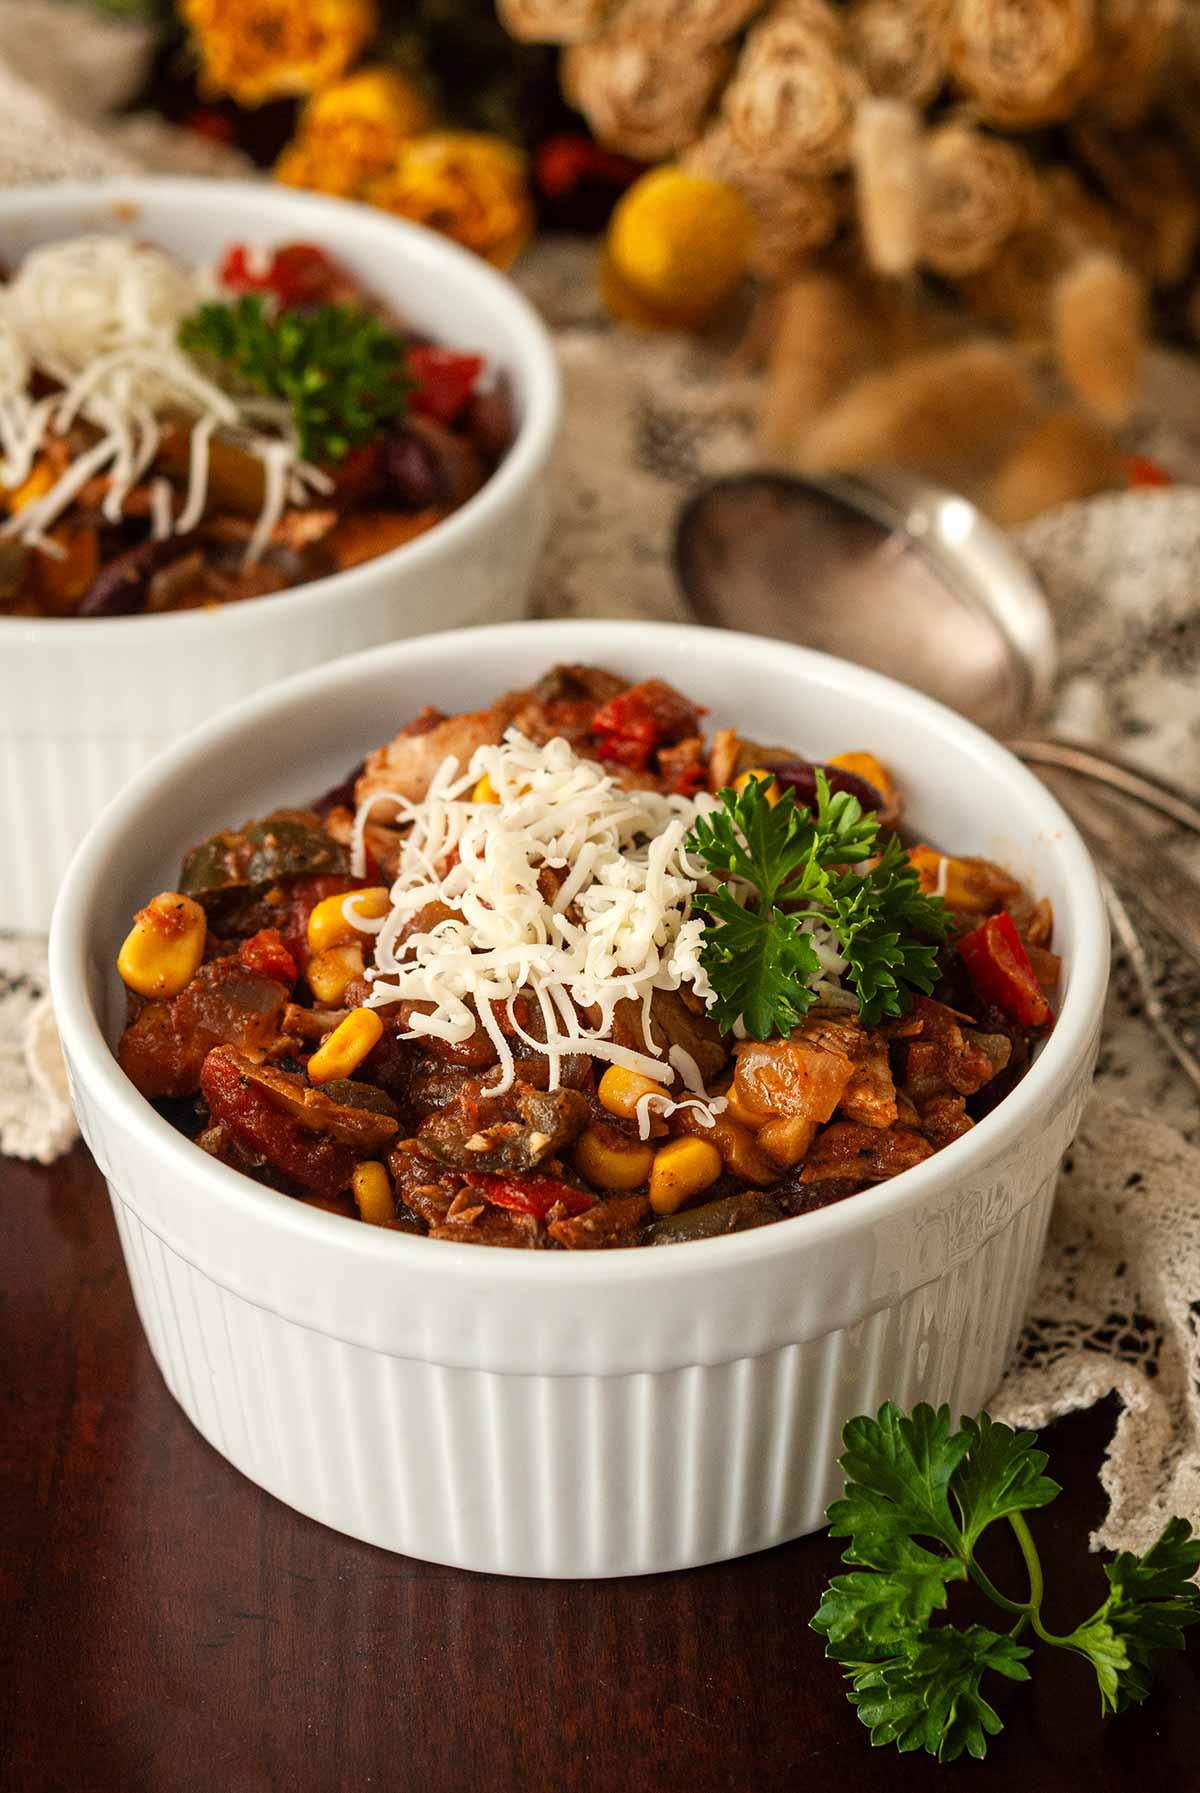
[365,133,534,269]
[275,67,430,196]
[181,0,375,107]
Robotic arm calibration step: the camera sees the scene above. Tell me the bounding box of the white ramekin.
[0,179,560,932]
[49,620,1108,1578]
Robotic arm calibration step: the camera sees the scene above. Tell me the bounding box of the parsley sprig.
[813,1402,1200,1763]
[686,770,950,1037]
[179,295,409,463]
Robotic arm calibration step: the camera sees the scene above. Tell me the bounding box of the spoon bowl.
[675,470,1055,737]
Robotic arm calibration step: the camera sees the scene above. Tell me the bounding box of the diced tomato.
[594,714,658,771]
[275,873,363,968]
[1125,453,1173,490]
[535,134,644,200]
[268,243,349,307]
[238,928,298,987]
[201,1048,357,1200]
[218,244,273,295]
[466,1171,594,1221]
[184,109,235,145]
[408,346,485,425]
[957,910,1052,1029]
[218,241,354,309]
[590,680,703,774]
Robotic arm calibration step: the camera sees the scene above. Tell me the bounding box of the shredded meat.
[733,1016,862,1165]
[799,1122,935,1185]
[508,663,629,749]
[117,956,290,1099]
[355,694,522,814]
[429,1207,543,1248]
[919,1094,975,1150]
[548,1193,648,1249]
[416,1083,590,1173]
[839,1040,898,1130]
[897,997,1003,1105]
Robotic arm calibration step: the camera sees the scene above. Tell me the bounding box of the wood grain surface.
[3,1144,1197,1793]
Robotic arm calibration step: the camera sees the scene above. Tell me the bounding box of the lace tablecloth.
[1,11,1199,1554]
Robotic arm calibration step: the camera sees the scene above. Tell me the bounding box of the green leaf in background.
[179,296,409,464]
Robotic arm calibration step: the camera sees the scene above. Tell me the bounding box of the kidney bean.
[768,758,885,814]
[75,537,196,617]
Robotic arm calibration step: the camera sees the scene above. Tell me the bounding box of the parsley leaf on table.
[179,296,409,464]
[1062,1517,1200,1713]
[686,770,949,1038]
[813,1401,1200,1765]
[846,1625,1032,1763]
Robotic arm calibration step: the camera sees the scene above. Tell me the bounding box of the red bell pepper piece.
[408,345,485,425]
[238,928,298,987]
[1125,453,1173,490]
[201,1048,358,1201]
[218,242,352,309]
[466,1171,594,1220]
[590,680,703,774]
[957,910,1052,1029]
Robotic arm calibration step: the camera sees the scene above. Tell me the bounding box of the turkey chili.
[113,665,1059,1247]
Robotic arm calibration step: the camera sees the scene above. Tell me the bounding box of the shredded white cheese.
[350,731,850,1099]
[0,236,312,565]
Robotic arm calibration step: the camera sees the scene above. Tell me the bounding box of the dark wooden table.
[3,1145,1197,1793]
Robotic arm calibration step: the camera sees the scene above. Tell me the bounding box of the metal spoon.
[674,469,1200,1077]
[675,469,1200,832]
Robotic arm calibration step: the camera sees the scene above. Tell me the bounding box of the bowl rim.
[49,618,1109,1287]
[0,177,561,643]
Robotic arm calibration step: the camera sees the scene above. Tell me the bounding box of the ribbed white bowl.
[50,620,1107,1578]
[0,180,560,931]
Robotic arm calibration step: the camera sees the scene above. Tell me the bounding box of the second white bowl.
[0,179,560,931]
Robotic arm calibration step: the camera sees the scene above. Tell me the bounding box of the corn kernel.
[827,751,893,803]
[574,1124,655,1191]
[307,1007,383,1083]
[649,1136,723,1215]
[306,886,389,954]
[472,773,499,804]
[732,767,781,806]
[352,1160,395,1226]
[7,457,56,513]
[677,1111,776,1186]
[117,891,207,999]
[722,1080,767,1130]
[597,1065,672,1121]
[306,942,364,1005]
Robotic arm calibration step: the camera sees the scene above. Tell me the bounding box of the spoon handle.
[1009,736,1200,836]
[1099,874,1200,1102]
[1036,765,1200,977]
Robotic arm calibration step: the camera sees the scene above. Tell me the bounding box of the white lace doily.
[1,22,1199,1552]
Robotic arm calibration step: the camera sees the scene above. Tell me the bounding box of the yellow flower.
[303,67,430,136]
[604,166,751,329]
[181,0,375,107]
[365,133,534,269]
[275,67,431,197]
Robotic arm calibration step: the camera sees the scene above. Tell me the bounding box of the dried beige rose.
[1089,0,1178,127]
[687,119,839,277]
[946,0,1096,129]
[613,0,767,48]
[920,121,1038,277]
[562,32,731,159]
[846,0,952,105]
[723,16,865,173]
[497,0,613,42]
